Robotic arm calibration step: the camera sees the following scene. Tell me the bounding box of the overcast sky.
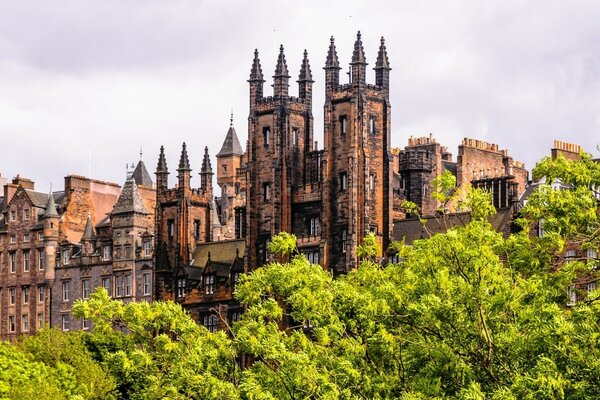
[1,0,599,192]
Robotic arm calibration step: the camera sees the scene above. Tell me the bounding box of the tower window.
[369,116,375,135]
[340,116,347,135]
[340,172,348,191]
[194,219,201,240]
[222,164,227,173]
[168,220,175,239]
[292,128,299,146]
[263,183,271,201]
[369,174,375,191]
[263,127,270,147]
[204,274,215,295]
[342,229,348,254]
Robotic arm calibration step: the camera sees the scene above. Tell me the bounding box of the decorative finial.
[139,146,143,161]
[230,110,234,127]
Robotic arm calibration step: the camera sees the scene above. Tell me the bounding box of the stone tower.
[322,32,392,273]
[246,46,314,268]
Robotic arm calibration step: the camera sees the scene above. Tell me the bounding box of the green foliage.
[356,232,381,260]
[3,154,600,399]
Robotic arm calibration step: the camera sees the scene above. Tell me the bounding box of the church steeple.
[297,49,314,102]
[350,31,368,86]
[374,36,391,92]
[273,45,290,97]
[324,36,341,95]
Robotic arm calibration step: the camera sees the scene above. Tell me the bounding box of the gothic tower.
[322,32,392,273]
[246,46,314,268]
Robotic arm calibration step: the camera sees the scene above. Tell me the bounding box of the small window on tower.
[263,127,270,147]
[340,172,348,191]
[292,128,299,146]
[369,116,375,135]
[340,116,347,135]
[168,220,175,239]
[194,219,201,240]
[263,183,271,201]
[222,164,227,173]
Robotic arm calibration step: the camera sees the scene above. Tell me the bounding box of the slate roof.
[132,160,153,187]
[111,178,148,215]
[217,126,244,157]
[81,214,96,241]
[191,239,245,268]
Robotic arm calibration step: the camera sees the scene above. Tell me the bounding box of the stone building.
[52,165,156,332]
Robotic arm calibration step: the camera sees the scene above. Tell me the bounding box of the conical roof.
[43,191,58,218]
[178,142,191,172]
[112,177,149,215]
[324,36,340,69]
[351,31,367,65]
[132,160,153,187]
[201,146,213,174]
[273,45,290,78]
[81,214,96,241]
[248,49,265,82]
[217,115,244,157]
[375,36,391,70]
[156,145,169,174]
[298,49,314,82]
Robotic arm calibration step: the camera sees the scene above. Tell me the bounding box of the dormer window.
[204,274,215,295]
[24,209,30,221]
[62,249,70,265]
[177,278,187,298]
[10,210,16,222]
[143,241,152,257]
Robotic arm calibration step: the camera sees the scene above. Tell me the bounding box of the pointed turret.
[217,114,244,158]
[374,36,391,92]
[43,191,58,219]
[112,176,149,216]
[297,49,314,101]
[350,31,368,86]
[324,36,341,95]
[156,145,169,193]
[248,49,265,107]
[273,45,290,97]
[132,159,153,188]
[81,213,96,241]
[200,146,213,196]
[177,142,191,190]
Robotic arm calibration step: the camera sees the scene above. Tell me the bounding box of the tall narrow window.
[340,172,348,191]
[263,183,271,201]
[62,249,70,265]
[22,286,29,304]
[61,314,70,331]
[203,314,218,333]
[9,288,15,305]
[24,209,30,221]
[340,116,347,135]
[103,245,111,261]
[115,276,124,297]
[292,128,299,146]
[309,217,320,236]
[369,116,375,135]
[124,274,132,297]
[168,220,175,239]
[37,313,44,329]
[369,174,375,191]
[263,127,270,147]
[102,277,112,295]
[23,250,30,272]
[9,253,16,273]
[22,315,29,332]
[38,249,45,270]
[38,285,45,303]
[143,273,152,295]
[342,229,348,254]
[82,279,90,299]
[194,220,201,240]
[62,281,70,302]
[8,316,15,333]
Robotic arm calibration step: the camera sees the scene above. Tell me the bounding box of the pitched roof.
[81,214,96,241]
[111,178,148,215]
[191,239,245,269]
[132,160,153,187]
[217,126,244,157]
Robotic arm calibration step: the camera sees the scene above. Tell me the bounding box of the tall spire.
[201,146,213,174]
[350,31,368,86]
[156,145,169,193]
[200,146,213,195]
[156,145,168,173]
[374,36,391,91]
[324,36,340,69]
[273,45,290,97]
[249,49,265,82]
[324,36,341,94]
[298,49,313,82]
[178,142,191,172]
[274,44,290,78]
